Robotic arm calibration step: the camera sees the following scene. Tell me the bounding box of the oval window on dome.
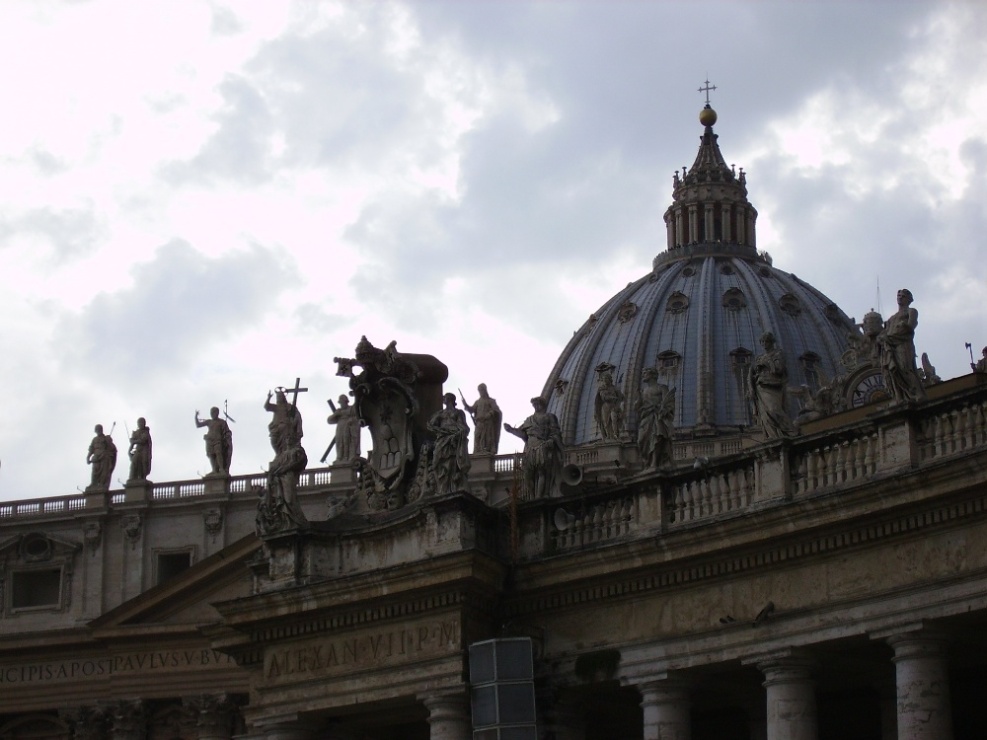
[657,350,681,369]
[682,266,696,277]
[722,288,747,311]
[666,292,690,314]
[720,263,735,276]
[759,266,772,278]
[779,294,802,316]
[617,301,639,323]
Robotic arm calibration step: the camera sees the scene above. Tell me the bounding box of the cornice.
[505,476,987,620]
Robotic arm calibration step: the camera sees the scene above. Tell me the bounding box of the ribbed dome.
[541,106,857,446]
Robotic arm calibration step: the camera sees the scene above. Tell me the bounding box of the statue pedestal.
[202,474,230,496]
[123,480,152,503]
[329,463,358,484]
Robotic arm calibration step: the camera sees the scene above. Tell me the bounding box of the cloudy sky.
[1,1,984,502]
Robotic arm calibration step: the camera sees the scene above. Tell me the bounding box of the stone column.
[887,631,953,740]
[422,692,471,740]
[108,700,146,740]
[753,652,817,740]
[252,718,319,740]
[638,677,691,740]
[191,693,238,740]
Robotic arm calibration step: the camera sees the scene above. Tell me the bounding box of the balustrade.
[665,463,754,525]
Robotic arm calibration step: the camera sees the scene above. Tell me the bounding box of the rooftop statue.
[505,396,564,500]
[264,389,304,455]
[974,346,987,374]
[636,368,675,469]
[920,353,942,386]
[326,394,361,463]
[86,424,117,492]
[462,383,502,455]
[594,363,626,442]
[127,417,152,483]
[257,386,309,533]
[877,288,927,404]
[427,393,471,495]
[335,337,448,511]
[194,407,233,476]
[749,332,797,439]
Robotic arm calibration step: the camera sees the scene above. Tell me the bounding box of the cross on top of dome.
[698,78,718,127]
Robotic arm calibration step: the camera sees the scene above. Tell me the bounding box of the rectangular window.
[11,568,62,609]
[157,552,192,585]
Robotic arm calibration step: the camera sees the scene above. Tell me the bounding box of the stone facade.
[0,374,986,738]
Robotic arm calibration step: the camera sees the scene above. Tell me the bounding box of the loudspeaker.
[553,508,576,531]
[561,464,583,487]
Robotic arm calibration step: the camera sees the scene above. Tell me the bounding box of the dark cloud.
[56,238,297,384]
[0,205,105,259]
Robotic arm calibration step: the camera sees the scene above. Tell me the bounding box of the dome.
[541,109,858,446]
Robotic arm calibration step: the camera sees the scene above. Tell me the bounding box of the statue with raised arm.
[264,389,304,455]
[636,368,675,468]
[428,393,471,495]
[594,364,625,441]
[504,396,564,500]
[327,395,361,463]
[127,417,152,482]
[462,383,502,455]
[195,407,233,476]
[257,388,309,534]
[86,424,117,491]
[749,332,797,439]
[877,288,926,403]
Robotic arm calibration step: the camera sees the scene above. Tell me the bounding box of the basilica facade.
[2,106,986,740]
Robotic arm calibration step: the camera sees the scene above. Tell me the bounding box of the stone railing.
[552,496,636,551]
[0,495,86,519]
[918,396,987,462]
[664,460,755,525]
[789,431,879,496]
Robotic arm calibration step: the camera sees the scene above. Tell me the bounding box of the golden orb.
[699,105,717,127]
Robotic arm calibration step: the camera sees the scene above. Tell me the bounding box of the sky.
[0,1,985,502]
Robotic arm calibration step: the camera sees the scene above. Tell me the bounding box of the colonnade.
[30,628,956,739]
[624,628,953,740]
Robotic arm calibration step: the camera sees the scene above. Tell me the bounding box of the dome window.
[666,292,690,314]
[779,294,802,316]
[730,347,753,367]
[722,288,747,311]
[799,352,822,389]
[824,303,845,325]
[758,266,772,278]
[682,266,696,277]
[720,263,735,276]
[617,301,639,323]
[657,350,681,369]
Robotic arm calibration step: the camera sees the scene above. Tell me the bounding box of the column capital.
[743,648,816,682]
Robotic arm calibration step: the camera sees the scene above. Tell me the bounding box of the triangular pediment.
[89,534,260,630]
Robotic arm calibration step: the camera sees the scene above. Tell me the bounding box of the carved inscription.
[0,648,235,685]
[264,618,460,683]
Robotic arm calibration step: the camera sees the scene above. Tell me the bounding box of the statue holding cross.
[264,377,307,455]
[257,377,310,534]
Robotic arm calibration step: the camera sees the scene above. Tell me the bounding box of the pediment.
[0,532,82,563]
[89,534,260,630]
